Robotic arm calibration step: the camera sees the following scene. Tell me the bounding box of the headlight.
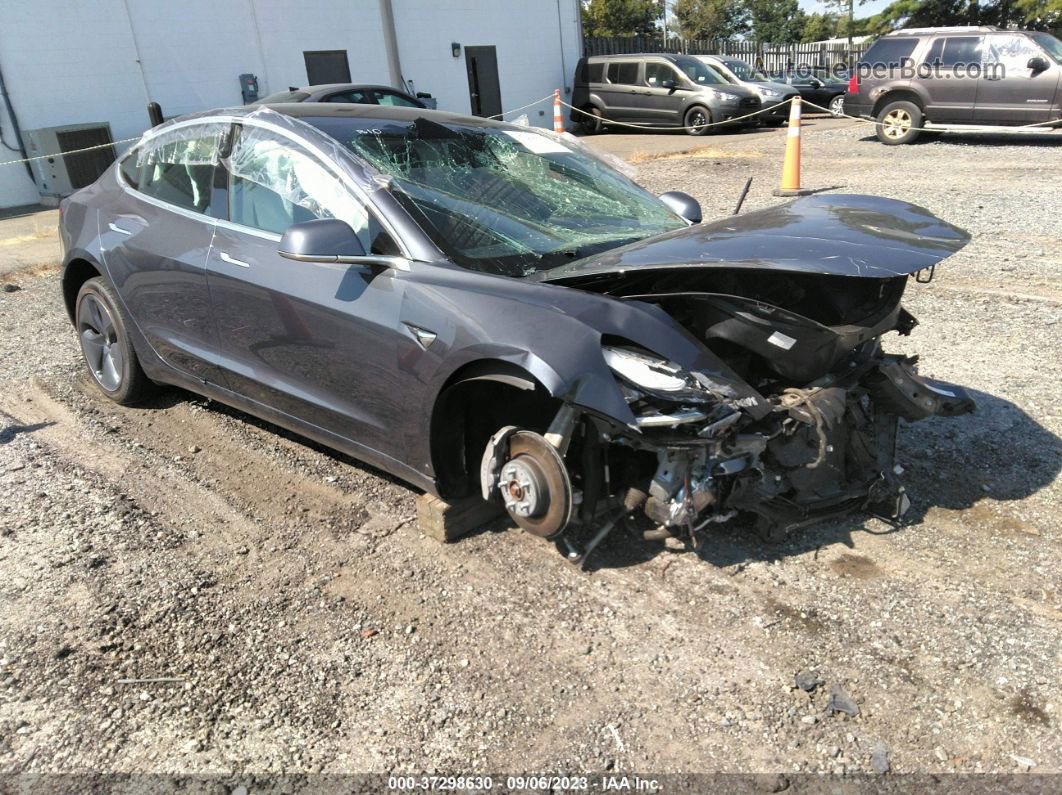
[602,346,713,403]
[758,88,781,99]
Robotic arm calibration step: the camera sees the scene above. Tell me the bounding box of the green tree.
[1015,0,1062,27]
[746,0,807,43]
[871,0,1030,29]
[801,11,840,42]
[673,0,751,39]
[581,0,661,36]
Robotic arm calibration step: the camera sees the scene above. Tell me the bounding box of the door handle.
[219,252,250,268]
[108,222,132,235]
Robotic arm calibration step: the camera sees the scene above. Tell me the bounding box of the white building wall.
[0,0,583,209]
[393,0,582,125]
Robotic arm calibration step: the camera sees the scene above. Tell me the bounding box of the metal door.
[464,46,503,117]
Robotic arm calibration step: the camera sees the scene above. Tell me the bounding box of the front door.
[464,46,502,117]
[978,33,1060,123]
[100,122,228,385]
[634,61,688,124]
[204,122,408,455]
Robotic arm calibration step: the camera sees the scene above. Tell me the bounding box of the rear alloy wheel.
[76,276,149,404]
[579,106,604,135]
[829,94,845,116]
[875,100,922,145]
[684,105,712,136]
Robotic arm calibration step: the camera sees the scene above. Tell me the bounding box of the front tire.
[875,100,922,145]
[75,276,150,405]
[684,105,712,136]
[829,94,845,116]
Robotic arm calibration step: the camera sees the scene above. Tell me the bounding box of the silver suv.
[694,55,800,126]
[846,26,1062,144]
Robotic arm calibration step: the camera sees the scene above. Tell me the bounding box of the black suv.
[846,26,1062,144]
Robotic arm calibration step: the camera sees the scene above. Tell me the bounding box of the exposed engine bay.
[481,264,975,567]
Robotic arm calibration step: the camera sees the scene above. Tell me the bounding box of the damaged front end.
[480,195,976,565]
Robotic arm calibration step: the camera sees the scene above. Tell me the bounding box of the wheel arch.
[429,359,561,500]
[872,89,926,118]
[61,256,103,324]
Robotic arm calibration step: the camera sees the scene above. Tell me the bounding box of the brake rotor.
[498,430,573,539]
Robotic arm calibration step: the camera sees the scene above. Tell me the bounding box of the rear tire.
[875,100,922,145]
[75,276,150,405]
[684,105,712,136]
[828,94,845,116]
[578,106,604,135]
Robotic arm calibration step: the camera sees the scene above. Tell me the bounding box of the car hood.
[534,194,969,284]
[749,80,796,96]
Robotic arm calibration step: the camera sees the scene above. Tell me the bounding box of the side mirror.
[659,191,702,224]
[278,219,365,262]
[660,79,677,91]
[1027,56,1049,72]
[809,78,823,88]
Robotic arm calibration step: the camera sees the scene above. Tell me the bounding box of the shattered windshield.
[308,116,685,276]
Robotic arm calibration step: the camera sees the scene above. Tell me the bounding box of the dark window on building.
[303,50,351,84]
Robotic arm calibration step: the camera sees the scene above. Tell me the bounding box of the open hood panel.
[536,194,969,285]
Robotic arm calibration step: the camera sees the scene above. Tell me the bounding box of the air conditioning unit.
[24,123,117,205]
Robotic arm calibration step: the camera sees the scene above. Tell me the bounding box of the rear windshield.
[255,90,311,104]
[307,116,684,277]
[859,38,918,68]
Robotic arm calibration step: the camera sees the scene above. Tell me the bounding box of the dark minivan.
[571,53,761,135]
[847,26,1062,144]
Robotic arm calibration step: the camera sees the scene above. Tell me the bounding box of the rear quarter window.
[859,38,918,68]
[586,62,605,82]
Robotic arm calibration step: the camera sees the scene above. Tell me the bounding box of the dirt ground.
[0,119,1059,782]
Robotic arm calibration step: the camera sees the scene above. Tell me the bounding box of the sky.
[798,0,893,15]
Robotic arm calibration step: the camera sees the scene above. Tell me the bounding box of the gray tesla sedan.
[59,102,974,564]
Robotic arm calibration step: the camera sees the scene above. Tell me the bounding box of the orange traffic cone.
[773,97,813,197]
[553,89,565,134]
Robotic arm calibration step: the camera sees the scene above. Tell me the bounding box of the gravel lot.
[0,122,1059,781]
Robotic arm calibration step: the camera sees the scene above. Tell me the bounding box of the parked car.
[571,53,762,135]
[58,102,974,564]
[847,26,1062,144]
[693,55,800,126]
[254,83,433,109]
[770,69,850,115]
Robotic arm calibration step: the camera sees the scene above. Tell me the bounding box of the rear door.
[977,33,1060,123]
[921,36,983,122]
[600,60,643,122]
[204,121,410,455]
[99,122,228,385]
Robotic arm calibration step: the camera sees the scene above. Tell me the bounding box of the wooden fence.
[583,36,869,72]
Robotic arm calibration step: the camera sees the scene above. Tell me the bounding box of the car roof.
[884,25,1002,36]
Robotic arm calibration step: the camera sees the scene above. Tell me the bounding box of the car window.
[1030,32,1062,63]
[608,62,639,85]
[645,63,680,87]
[986,34,1046,73]
[326,89,370,103]
[586,62,605,82]
[132,123,224,214]
[225,124,370,241]
[372,89,420,107]
[860,37,918,69]
[924,36,982,67]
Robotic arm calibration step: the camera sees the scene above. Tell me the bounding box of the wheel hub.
[499,456,547,517]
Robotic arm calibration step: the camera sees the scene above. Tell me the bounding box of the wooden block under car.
[415,493,503,543]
